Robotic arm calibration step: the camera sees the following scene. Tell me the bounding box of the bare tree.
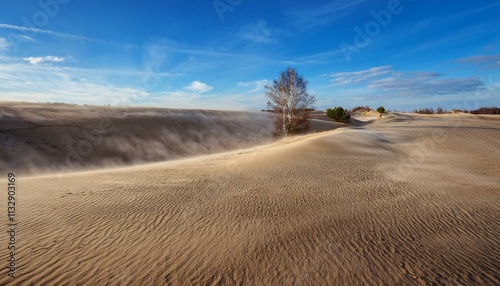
[265,67,315,137]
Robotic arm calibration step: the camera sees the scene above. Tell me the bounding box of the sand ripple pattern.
[0,113,498,285]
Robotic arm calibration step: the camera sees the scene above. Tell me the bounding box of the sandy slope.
[1,112,499,285]
[0,102,347,174]
[0,102,275,174]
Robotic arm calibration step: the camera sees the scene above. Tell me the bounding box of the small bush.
[436,107,446,114]
[326,107,351,123]
[352,105,371,112]
[413,108,434,114]
[376,106,385,114]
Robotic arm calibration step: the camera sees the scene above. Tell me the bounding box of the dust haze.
[0,102,274,174]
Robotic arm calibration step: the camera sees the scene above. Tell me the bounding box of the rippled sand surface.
[1,109,499,285]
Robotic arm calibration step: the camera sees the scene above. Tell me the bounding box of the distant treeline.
[469,107,500,114]
[413,106,500,115]
[413,108,439,114]
[262,106,500,115]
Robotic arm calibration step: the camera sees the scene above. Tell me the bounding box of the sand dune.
[0,107,499,285]
[0,102,276,174]
[0,102,344,174]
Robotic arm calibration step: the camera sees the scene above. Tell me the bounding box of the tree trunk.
[282,112,287,137]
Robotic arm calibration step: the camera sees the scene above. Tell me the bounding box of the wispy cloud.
[329,65,392,85]
[18,35,35,42]
[239,19,281,44]
[328,65,485,97]
[405,71,443,78]
[0,63,148,105]
[0,23,139,49]
[1,23,247,60]
[0,37,8,51]
[455,54,500,69]
[289,0,368,30]
[0,63,183,104]
[0,62,265,109]
[184,81,213,93]
[237,79,270,93]
[368,74,484,95]
[23,56,66,65]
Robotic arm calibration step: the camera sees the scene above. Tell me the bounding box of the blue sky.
[0,0,499,111]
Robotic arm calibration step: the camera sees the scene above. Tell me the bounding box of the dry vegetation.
[351,105,371,112]
[413,106,499,115]
[413,107,437,114]
[470,106,500,114]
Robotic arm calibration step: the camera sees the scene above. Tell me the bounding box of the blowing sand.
[0,102,274,174]
[0,109,499,285]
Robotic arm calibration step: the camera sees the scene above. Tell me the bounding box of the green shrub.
[377,106,385,114]
[326,107,351,122]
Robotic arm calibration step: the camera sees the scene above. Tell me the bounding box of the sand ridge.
[0,102,275,174]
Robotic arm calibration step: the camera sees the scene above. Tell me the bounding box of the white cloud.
[329,65,392,85]
[0,23,240,59]
[184,81,213,93]
[0,23,140,49]
[0,63,272,110]
[19,35,35,42]
[0,37,8,51]
[455,54,500,69]
[328,65,487,97]
[239,19,281,44]
[406,71,443,79]
[0,63,150,105]
[237,79,270,93]
[23,56,66,65]
[290,0,367,30]
[368,76,484,95]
